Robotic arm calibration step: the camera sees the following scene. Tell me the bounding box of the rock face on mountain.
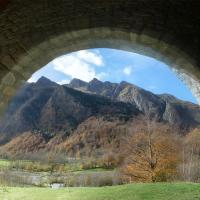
[68,78,200,132]
[0,77,200,146]
[0,77,140,144]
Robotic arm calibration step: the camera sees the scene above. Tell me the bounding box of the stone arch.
[1,0,200,112]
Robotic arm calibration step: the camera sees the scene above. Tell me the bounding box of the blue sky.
[28,48,197,104]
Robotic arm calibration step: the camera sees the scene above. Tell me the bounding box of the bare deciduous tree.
[180,128,200,182]
[121,120,181,182]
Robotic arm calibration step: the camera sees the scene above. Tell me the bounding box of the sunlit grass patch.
[0,183,200,200]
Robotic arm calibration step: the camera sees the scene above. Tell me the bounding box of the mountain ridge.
[0,77,200,147]
[0,77,200,155]
[68,78,200,130]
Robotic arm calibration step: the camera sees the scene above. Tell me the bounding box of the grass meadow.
[1,183,200,200]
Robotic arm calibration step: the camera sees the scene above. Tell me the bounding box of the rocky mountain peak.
[88,78,104,93]
[36,76,58,87]
[90,78,102,83]
[69,78,88,88]
[88,78,103,86]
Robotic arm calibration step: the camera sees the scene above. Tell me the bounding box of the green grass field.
[0,183,200,200]
[0,159,10,167]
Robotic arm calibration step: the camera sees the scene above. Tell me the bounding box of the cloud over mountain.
[52,50,105,82]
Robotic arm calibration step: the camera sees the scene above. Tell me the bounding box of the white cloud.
[27,76,37,83]
[57,79,70,85]
[52,50,105,82]
[77,50,104,66]
[123,66,132,76]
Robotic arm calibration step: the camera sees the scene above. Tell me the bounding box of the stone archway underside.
[1,0,200,112]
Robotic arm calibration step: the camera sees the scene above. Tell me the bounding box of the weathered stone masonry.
[0,0,200,112]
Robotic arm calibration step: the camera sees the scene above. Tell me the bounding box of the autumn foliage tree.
[120,121,181,183]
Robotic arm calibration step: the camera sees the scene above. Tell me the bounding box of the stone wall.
[0,0,200,111]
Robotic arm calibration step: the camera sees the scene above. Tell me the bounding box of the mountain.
[0,77,140,144]
[68,78,200,131]
[0,77,200,157]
